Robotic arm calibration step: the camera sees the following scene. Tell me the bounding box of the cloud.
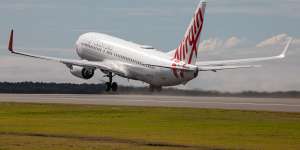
[190,34,300,92]
[199,36,243,51]
[194,33,300,92]
[223,37,242,49]
[256,34,290,47]
[256,34,300,48]
[199,38,223,51]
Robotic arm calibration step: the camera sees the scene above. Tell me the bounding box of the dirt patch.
[0,132,227,150]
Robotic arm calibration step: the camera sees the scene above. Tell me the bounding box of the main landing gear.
[105,72,118,92]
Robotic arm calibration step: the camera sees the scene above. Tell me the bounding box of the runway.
[0,94,299,112]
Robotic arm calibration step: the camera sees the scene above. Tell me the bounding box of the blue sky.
[0,0,299,91]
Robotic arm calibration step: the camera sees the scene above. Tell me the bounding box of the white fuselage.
[75,32,198,86]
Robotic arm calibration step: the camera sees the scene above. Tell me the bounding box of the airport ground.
[0,95,299,150]
[0,94,299,112]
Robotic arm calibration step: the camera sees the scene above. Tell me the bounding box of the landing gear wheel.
[111,82,118,92]
[105,82,111,92]
[104,72,118,92]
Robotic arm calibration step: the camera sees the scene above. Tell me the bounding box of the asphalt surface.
[0,94,299,112]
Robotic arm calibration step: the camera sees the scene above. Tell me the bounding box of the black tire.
[111,82,118,92]
[105,82,111,92]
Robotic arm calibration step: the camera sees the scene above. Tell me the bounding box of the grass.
[0,102,299,150]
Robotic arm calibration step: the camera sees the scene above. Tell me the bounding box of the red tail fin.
[173,1,207,64]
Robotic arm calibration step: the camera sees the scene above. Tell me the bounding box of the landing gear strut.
[105,72,118,92]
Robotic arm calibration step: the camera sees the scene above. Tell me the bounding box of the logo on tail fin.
[174,1,206,65]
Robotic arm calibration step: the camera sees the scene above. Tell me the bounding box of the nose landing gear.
[105,72,118,92]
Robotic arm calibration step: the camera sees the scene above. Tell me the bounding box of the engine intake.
[70,65,94,79]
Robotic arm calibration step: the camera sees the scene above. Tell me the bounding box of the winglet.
[8,29,14,52]
[279,37,292,58]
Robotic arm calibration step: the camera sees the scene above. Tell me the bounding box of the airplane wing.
[7,30,195,74]
[7,30,120,72]
[198,65,261,71]
[196,38,292,71]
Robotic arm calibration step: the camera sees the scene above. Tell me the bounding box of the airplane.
[6,0,292,92]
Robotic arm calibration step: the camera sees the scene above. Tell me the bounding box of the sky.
[0,0,299,92]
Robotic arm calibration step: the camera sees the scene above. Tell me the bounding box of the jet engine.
[70,65,94,79]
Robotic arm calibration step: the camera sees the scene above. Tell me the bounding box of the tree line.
[0,82,299,98]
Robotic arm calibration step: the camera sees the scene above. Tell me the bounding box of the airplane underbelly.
[158,70,195,86]
[130,67,195,86]
[126,66,154,82]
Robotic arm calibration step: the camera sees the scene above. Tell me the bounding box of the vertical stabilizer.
[172,0,207,64]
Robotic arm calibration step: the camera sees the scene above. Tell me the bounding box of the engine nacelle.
[70,65,94,80]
